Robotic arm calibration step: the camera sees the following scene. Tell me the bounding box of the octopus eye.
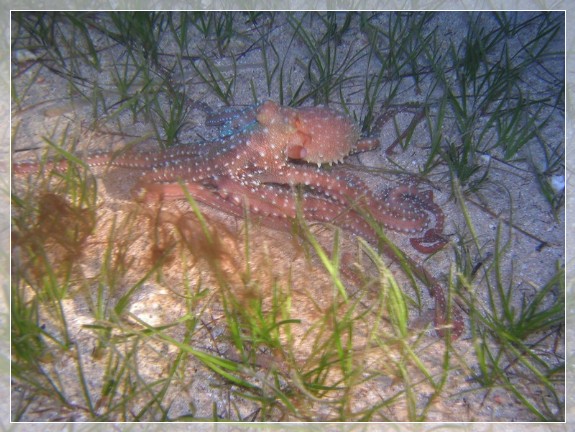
[287,145,307,160]
[293,116,303,130]
[256,100,280,125]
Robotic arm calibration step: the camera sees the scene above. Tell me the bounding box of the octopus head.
[255,100,377,166]
[288,106,362,165]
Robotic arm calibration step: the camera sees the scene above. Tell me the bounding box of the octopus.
[14,100,463,338]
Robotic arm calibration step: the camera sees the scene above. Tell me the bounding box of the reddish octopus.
[14,100,463,337]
